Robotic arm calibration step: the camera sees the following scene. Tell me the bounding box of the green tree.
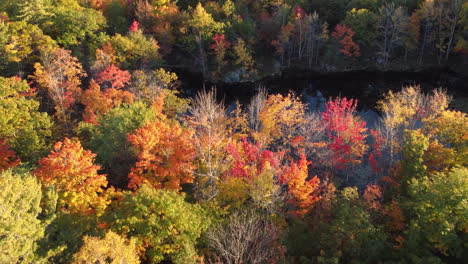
[403,167,468,262]
[343,8,379,52]
[313,187,388,264]
[106,185,210,264]
[15,0,53,25]
[107,29,160,70]
[400,129,429,193]
[44,5,107,53]
[186,2,224,78]
[104,0,128,35]
[0,170,44,263]
[233,38,257,79]
[0,20,57,74]
[0,77,52,161]
[78,102,158,187]
[455,2,468,53]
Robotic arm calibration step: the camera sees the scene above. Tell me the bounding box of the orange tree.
[34,138,110,215]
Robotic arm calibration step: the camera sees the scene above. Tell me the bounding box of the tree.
[72,231,140,264]
[332,24,361,57]
[187,2,224,78]
[233,38,257,78]
[314,187,388,263]
[220,138,283,210]
[95,64,131,89]
[15,0,53,25]
[342,8,379,51]
[189,89,231,201]
[0,20,57,74]
[206,209,285,264]
[34,138,109,215]
[106,185,209,264]
[377,3,407,66]
[80,79,134,124]
[0,170,44,263]
[210,33,230,77]
[400,129,430,194]
[78,102,158,187]
[403,167,468,261]
[455,2,468,54]
[130,68,179,104]
[44,5,107,49]
[33,48,86,127]
[0,139,20,172]
[377,86,450,168]
[250,92,306,149]
[107,29,160,69]
[322,97,368,170]
[128,120,196,190]
[424,109,468,156]
[0,77,52,161]
[402,11,421,61]
[281,154,321,217]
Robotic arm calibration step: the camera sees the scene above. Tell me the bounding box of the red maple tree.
[322,97,368,169]
[95,64,131,89]
[0,139,20,172]
[332,24,361,57]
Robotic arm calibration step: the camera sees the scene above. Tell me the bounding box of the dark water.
[174,67,468,111]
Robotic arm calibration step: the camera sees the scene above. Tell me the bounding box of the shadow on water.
[173,67,468,111]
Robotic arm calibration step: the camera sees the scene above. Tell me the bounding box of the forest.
[0,0,467,264]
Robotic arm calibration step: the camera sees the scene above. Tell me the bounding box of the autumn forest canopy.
[0,0,467,264]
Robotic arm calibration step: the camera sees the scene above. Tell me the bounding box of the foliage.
[314,187,388,264]
[80,79,134,124]
[322,97,368,169]
[219,138,282,210]
[403,167,468,260]
[44,5,107,49]
[107,30,160,69]
[332,24,361,57]
[72,231,140,264]
[0,139,20,171]
[107,185,209,264]
[253,93,306,149]
[95,64,131,89]
[34,138,109,215]
[0,170,43,264]
[128,120,196,190]
[78,102,158,186]
[0,77,52,161]
[400,129,429,189]
[281,154,321,217]
[33,47,86,125]
[0,20,57,73]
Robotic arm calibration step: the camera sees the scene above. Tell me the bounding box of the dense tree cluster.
[1,0,468,81]
[0,1,467,264]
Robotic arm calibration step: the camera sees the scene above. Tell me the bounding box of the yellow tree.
[250,92,305,149]
[72,231,140,264]
[34,138,109,214]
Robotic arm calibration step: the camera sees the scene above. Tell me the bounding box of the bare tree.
[247,87,268,133]
[377,3,407,67]
[190,89,230,201]
[206,209,284,264]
